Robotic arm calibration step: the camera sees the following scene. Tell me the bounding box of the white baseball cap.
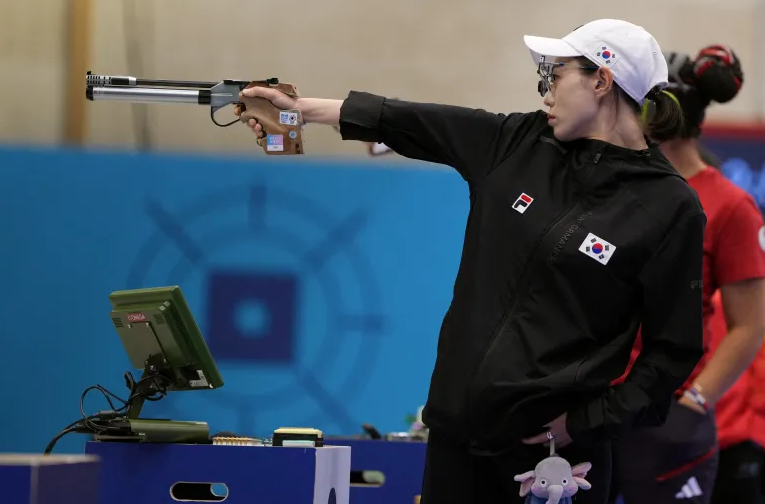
[523,19,668,105]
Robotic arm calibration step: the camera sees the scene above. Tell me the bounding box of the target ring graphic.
[125,183,385,434]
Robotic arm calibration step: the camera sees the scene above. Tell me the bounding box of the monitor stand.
[91,418,210,444]
[91,355,210,444]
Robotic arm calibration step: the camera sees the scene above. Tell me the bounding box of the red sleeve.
[714,196,765,286]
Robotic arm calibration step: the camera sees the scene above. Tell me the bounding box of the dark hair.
[642,89,686,142]
[573,57,685,142]
[664,46,744,138]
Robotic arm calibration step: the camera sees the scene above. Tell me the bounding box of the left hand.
[522,413,573,449]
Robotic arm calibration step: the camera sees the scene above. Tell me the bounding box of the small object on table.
[212,436,263,446]
[272,427,324,447]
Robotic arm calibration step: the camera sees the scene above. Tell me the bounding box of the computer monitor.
[109,285,223,419]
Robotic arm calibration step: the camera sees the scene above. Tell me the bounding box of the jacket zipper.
[466,198,583,418]
[477,150,602,360]
[490,198,582,346]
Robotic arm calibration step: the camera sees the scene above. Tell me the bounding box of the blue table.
[86,441,351,504]
[324,438,427,504]
[0,454,100,504]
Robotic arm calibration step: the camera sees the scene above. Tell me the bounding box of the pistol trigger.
[210,105,239,128]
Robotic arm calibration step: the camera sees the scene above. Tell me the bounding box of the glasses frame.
[536,57,600,97]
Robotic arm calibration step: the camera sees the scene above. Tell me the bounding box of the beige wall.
[2,0,764,159]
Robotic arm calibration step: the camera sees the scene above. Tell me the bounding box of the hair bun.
[692,45,743,104]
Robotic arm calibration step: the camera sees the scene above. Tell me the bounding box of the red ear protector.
[693,45,742,92]
[696,44,734,66]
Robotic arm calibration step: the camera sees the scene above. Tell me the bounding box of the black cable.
[80,385,129,432]
[96,384,128,409]
[43,414,103,455]
[44,426,81,455]
[124,371,172,404]
[45,370,173,455]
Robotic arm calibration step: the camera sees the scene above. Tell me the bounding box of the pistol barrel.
[86,86,202,104]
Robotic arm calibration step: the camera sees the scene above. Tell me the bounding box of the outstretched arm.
[238,86,539,184]
[295,98,344,126]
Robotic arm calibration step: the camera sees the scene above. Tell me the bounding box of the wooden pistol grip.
[242,81,304,155]
[270,82,300,99]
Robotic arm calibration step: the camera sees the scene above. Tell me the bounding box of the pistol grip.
[243,81,304,155]
[258,105,304,156]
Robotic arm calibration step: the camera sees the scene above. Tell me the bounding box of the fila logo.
[675,476,703,499]
[578,233,616,265]
[512,193,534,214]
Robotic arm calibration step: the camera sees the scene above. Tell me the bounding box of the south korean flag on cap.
[579,233,616,265]
[591,42,620,67]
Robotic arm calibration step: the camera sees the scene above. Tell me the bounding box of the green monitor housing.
[109,285,224,418]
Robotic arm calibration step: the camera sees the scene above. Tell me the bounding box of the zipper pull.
[594,152,602,164]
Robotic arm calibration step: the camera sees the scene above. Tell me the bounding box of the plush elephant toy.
[514,455,592,504]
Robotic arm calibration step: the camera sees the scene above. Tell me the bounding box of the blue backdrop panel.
[704,133,765,212]
[2,134,763,458]
[0,145,467,454]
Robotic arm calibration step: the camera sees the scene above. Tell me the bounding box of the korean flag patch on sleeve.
[579,233,616,265]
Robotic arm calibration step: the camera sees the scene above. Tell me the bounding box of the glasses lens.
[537,62,554,97]
[538,62,554,77]
[538,80,548,97]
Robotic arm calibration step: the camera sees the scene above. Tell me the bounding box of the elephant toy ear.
[572,462,592,491]
[574,476,591,490]
[572,462,592,478]
[513,470,536,497]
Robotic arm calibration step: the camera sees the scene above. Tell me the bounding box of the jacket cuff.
[338,91,386,143]
[566,401,599,447]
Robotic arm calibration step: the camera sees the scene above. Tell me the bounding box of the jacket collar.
[541,134,679,191]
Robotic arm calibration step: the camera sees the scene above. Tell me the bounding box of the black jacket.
[339,91,706,453]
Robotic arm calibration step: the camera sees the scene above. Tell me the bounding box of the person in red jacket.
[608,45,765,504]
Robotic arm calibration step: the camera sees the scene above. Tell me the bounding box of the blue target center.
[235,299,272,338]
